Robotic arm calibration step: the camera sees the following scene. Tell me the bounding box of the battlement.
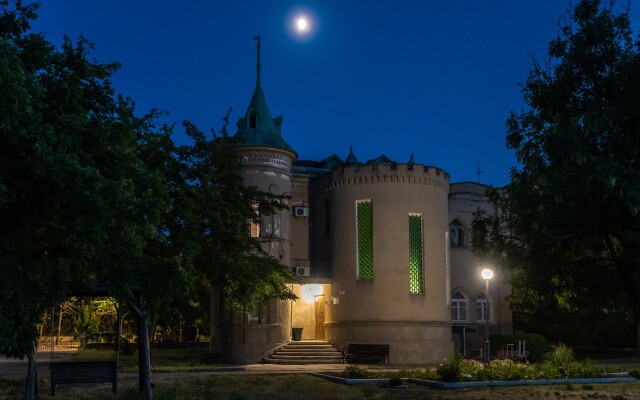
[311,162,449,194]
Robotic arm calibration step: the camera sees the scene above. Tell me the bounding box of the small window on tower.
[249,111,257,129]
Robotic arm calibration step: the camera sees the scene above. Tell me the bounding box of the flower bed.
[317,345,638,388]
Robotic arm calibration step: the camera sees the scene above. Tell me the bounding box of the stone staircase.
[263,340,344,364]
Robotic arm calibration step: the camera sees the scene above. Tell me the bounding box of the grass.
[2,374,640,400]
[4,347,640,399]
[73,348,217,372]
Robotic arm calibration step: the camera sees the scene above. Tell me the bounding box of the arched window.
[451,291,467,322]
[449,218,466,248]
[476,292,490,322]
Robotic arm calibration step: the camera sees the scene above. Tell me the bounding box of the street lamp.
[481,268,494,362]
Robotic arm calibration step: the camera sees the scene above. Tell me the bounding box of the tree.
[472,0,640,334]
[0,1,168,398]
[166,119,297,318]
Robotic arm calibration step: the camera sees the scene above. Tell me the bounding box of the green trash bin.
[292,327,303,341]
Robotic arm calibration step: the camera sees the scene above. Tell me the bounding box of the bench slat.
[50,361,117,396]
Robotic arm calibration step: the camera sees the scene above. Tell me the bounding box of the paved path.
[0,351,75,380]
[0,351,358,381]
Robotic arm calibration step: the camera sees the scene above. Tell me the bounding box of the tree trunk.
[129,297,153,400]
[209,286,221,355]
[56,304,63,346]
[116,306,122,368]
[24,340,38,400]
[149,312,158,343]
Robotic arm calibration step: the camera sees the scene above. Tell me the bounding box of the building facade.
[214,39,512,364]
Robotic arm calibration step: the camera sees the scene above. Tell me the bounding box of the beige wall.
[236,146,296,269]
[310,163,454,363]
[217,146,297,363]
[290,176,310,272]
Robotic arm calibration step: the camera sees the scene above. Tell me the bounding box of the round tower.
[232,36,297,266]
[310,157,454,364]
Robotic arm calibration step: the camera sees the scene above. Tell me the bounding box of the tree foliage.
[1,1,295,397]
[473,0,640,326]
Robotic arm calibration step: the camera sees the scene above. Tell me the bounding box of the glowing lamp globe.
[481,268,494,280]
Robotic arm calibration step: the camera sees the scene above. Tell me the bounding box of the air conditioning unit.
[293,206,309,217]
[295,266,310,277]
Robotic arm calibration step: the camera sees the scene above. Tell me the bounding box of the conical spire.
[233,37,296,154]
[345,146,359,164]
[407,153,415,169]
[254,35,262,87]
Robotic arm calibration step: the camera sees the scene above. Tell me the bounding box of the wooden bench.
[343,344,390,365]
[50,361,117,396]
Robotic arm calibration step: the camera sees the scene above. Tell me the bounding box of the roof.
[233,38,296,155]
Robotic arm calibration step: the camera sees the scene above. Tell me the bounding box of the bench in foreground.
[50,361,117,396]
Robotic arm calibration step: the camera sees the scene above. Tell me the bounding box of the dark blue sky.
[31,1,639,186]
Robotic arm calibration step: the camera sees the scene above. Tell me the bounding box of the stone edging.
[310,372,638,389]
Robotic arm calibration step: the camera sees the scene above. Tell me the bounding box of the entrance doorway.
[314,295,325,340]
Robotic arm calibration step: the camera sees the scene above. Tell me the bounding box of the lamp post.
[481,268,494,362]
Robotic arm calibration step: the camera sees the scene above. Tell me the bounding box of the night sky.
[31,1,640,187]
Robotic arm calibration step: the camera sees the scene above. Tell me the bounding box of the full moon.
[296,16,309,33]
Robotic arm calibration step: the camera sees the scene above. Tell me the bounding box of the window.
[451,291,467,321]
[356,200,373,279]
[408,214,424,294]
[249,203,260,238]
[249,110,257,129]
[449,218,466,248]
[476,292,490,322]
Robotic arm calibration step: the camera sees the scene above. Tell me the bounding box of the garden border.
[310,372,637,389]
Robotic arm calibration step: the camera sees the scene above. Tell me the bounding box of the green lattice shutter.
[357,200,374,279]
[409,214,424,294]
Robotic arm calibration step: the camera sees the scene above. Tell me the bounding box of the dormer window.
[249,110,257,129]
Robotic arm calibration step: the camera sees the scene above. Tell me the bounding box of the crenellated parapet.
[310,162,449,195]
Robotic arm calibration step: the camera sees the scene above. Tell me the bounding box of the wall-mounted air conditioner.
[293,206,309,217]
[295,266,310,277]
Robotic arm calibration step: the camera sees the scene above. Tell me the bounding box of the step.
[278,349,341,354]
[271,353,343,360]
[263,357,344,365]
[264,341,344,365]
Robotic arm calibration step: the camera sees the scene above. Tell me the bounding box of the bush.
[540,344,600,379]
[343,365,368,378]
[437,352,464,382]
[388,377,403,386]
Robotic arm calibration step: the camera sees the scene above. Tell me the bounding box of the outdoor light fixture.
[481,267,493,362]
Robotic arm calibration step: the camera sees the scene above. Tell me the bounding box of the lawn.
[2,373,640,400]
[3,347,640,399]
[73,347,217,372]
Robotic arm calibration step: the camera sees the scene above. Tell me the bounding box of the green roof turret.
[233,36,296,154]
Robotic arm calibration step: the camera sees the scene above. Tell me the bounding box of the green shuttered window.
[356,200,374,279]
[409,214,424,294]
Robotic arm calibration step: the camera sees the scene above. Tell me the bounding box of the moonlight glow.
[295,16,310,33]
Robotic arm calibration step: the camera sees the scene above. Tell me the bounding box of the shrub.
[437,352,464,382]
[540,344,600,379]
[343,365,368,378]
[388,377,403,386]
